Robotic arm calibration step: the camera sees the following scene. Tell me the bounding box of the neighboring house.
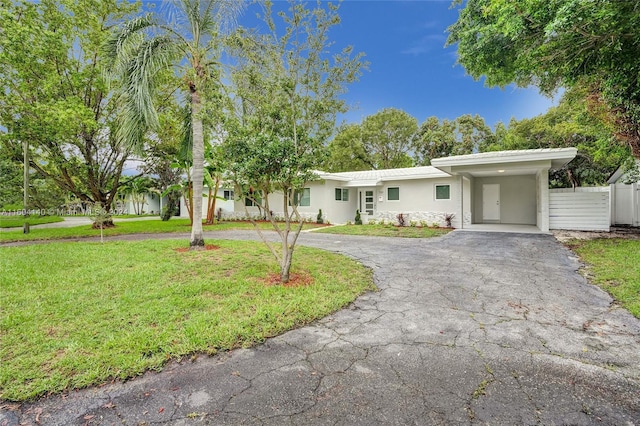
[119,192,163,215]
[235,147,579,232]
[608,158,640,227]
[179,187,236,219]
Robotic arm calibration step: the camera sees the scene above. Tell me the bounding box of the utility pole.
[23,139,29,234]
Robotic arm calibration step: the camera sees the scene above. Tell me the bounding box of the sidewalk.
[0,215,161,231]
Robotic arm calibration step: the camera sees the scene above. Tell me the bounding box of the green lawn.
[0,239,374,401]
[568,238,640,318]
[313,224,452,238]
[0,219,325,243]
[0,215,64,228]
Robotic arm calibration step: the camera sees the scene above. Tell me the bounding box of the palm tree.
[105,0,243,249]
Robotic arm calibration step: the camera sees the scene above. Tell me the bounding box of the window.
[291,188,311,207]
[245,191,262,206]
[387,187,400,201]
[223,190,234,201]
[335,188,349,201]
[435,184,450,200]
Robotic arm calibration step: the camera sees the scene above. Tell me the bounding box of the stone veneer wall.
[220,211,318,222]
[368,211,458,227]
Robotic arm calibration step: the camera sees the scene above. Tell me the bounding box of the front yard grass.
[568,238,639,319]
[313,223,452,238]
[0,219,325,243]
[0,215,64,228]
[0,239,374,401]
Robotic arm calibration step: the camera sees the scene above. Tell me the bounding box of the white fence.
[549,187,610,231]
[611,183,639,226]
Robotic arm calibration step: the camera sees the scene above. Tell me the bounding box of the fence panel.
[549,189,610,231]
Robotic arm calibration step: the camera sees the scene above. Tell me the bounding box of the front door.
[483,184,500,221]
[359,190,375,215]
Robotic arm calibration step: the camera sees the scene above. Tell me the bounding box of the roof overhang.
[431,148,577,177]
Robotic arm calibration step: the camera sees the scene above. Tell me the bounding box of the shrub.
[444,213,455,228]
[396,213,406,227]
[355,210,362,225]
[316,209,324,224]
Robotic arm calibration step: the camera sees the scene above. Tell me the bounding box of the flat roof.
[430,148,577,168]
[316,166,450,186]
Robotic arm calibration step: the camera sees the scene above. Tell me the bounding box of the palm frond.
[118,35,179,151]
[104,14,156,62]
[103,14,156,87]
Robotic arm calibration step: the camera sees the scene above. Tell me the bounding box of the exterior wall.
[372,177,461,227]
[473,175,537,225]
[549,187,610,231]
[229,181,334,222]
[325,181,357,224]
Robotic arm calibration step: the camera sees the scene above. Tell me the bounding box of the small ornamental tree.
[225,0,365,283]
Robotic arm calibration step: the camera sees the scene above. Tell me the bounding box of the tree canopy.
[447,0,640,157]
[0,0,139,215]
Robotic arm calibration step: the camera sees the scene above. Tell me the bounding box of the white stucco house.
[235,147,579,232]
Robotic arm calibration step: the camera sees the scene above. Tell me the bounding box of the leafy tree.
[361,108,417,169]
[326,108,417,171]
[324,123,371,172]
[105,0,244,250]
[0,144,24,209]
[483,87,629,186]
[447,0,640,158]
[412,114,492,165]
[225,0,365,283]
[0,0,139,220]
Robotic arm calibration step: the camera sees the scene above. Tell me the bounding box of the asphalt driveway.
[4,231,640,425]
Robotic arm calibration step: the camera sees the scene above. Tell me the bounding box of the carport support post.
[537,169,549,232]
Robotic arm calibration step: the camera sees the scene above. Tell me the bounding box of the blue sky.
[240,0,557,128]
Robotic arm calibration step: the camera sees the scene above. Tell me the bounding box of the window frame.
[223,190,234,201]
[245,190,262,207]
[291,188,311,207]
[335,188,349,202]
[387,186,400,201]
[435,184,451,200]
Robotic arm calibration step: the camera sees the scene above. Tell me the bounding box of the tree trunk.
[280,248,292,283]
[205,176,220,225]
[190,90,205,249]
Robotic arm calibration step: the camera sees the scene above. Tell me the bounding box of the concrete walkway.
[3,231,640,425]
[0,215,162,231]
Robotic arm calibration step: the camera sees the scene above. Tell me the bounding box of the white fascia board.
[431,148,577,168]
[378,172,451,182]
[314,173,353,182]
[342,180,379,187]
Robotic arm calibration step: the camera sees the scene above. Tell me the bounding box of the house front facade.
[233,148,578,232]
[175,148,580,231]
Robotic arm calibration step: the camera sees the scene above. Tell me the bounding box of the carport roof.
[431,148,577,177]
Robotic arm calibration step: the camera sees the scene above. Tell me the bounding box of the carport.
[431,148,577,232]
